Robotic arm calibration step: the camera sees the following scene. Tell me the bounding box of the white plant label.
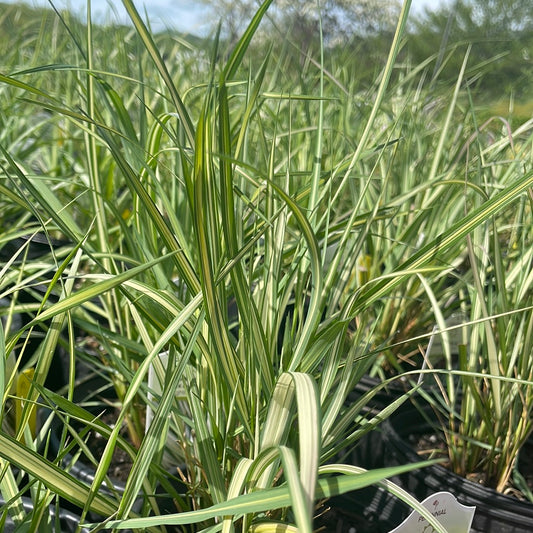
[146,351,169,431]
[389,491,476,533]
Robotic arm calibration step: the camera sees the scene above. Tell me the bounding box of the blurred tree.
[409,0,533,97]
[464,0,533,35]
[200,0,402,47]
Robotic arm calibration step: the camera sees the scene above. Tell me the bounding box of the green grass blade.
[0,459,25,527]
[116,317,202,518]
[95,128,201,294]
[0,433,118,517]
[319,464,449,533]
[21,253,178,328]
[222,0,274,81]
[263,183,322,372]
[121,0,195,147]
[350,168,533,314]
[96,461,440,529]
[278,446,311,533]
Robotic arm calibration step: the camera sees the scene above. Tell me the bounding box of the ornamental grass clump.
[423,173,533,495]
[0,0,532,531]
[0,1,448,529]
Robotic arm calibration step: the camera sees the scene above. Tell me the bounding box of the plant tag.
[146,351,169,431]
[389,491,475,533]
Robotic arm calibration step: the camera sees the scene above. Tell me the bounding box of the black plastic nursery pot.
[46,373,190,530]
[313,376,424,532]
[0,497,89,533]
[348,374,416,414]
[1,233,74,392]
[0,232,71,262]
[40,378,129,524]
[380,401,533,533]
[316,418,415,533]
[315,479,408,532]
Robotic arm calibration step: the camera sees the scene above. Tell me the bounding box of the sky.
[3,0,445,35]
